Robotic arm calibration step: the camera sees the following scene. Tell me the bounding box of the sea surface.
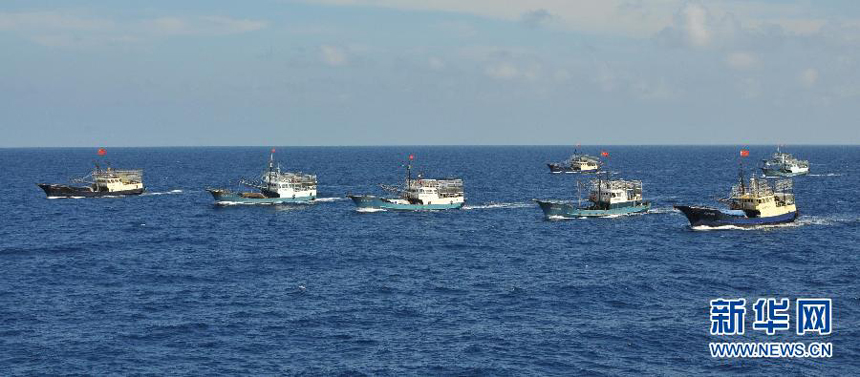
[0,146,858,375]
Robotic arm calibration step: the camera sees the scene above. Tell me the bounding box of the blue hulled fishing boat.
[536,177,650,218]
[348,155,464,211]
[207,149,317,205]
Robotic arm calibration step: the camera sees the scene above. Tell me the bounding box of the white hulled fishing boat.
[207,149,317,204]
[348,155,464,211]
[761,146,809,177]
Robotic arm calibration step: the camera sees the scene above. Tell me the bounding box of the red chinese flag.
[408,154,414,160]
[271,148,276,153]
[97,148,106,156]
[601,151,609,157]
[740,150,750,157]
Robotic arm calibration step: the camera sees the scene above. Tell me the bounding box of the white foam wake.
[356,207,386,213]
[691,224,748,231]
[689,215,853,231]
[462,202,533,210]
[315,197,347,203]
[143,189,184,196]
[648,207,678,214]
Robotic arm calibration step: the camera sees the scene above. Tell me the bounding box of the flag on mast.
[740,150,750,157]
[97,148,106,156]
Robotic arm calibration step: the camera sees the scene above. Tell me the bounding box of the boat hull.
[547,163,599,174]
[207,189,314,204]
[535,200,650,218]
[761,168,808,177]
[674,205,798,228]
[348,195,463,211]
[38,184,144,198]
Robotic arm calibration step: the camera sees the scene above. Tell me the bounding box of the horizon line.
[2,143,859,149]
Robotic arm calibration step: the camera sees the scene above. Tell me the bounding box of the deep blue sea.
[1,146,858,375]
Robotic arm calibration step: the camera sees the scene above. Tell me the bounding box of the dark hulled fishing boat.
[547,148,600,174]
[37,148,145,198]
[675,150,799,228]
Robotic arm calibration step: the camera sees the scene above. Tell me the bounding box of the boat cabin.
[587,179,644,209]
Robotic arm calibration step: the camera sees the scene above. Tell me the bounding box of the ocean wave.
[462,202,533,210]
[314,197,347,203]
[647,207,678,214]
[691,224,748,231]
[143,189,184,196]
[355,207,386,213]
[215,201,277,206]
[807,173,843,177]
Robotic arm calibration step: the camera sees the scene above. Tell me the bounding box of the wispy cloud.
[520,9,554,29]
[143,16,266,36]
[0,11,115,31]
[799,68,819,87]
[0,11,267,48]
[725,51,759,70]
[320,45,348,66]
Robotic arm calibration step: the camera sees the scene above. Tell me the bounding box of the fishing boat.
[675,173,798,228]
[38,166,145,198]
[535,176,650,218]
[348,155,464,211]
[37,148,145,198]
[547,148,600,174]
[761,146,809,177]
[207,149,317,204]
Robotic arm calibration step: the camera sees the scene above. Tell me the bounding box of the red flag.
[740,150,750,157]
[97,148,106,156]
[601,151,609,157]
[408,154,414,161]
[271,148,276,153]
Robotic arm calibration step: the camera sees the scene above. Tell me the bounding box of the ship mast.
[738,149,749,195]
[267,148,276,192]
[405,154,414,192]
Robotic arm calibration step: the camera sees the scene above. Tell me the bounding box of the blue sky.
[1,0,859,146]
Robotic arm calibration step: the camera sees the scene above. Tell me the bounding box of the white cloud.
[554,69,572,81]
[737,77,761,99]
[305,0,678,37]
[485,62,519,80]
[0,11,114,32]
[428,57,446,70]
[320,45,348,66]
[682,3,710,47]
[800,68,819,87]
[725,51,759,70]
[0,11,267,48]
[143,16,267,36]
[521,9,554,29]
[630,78,679,100]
